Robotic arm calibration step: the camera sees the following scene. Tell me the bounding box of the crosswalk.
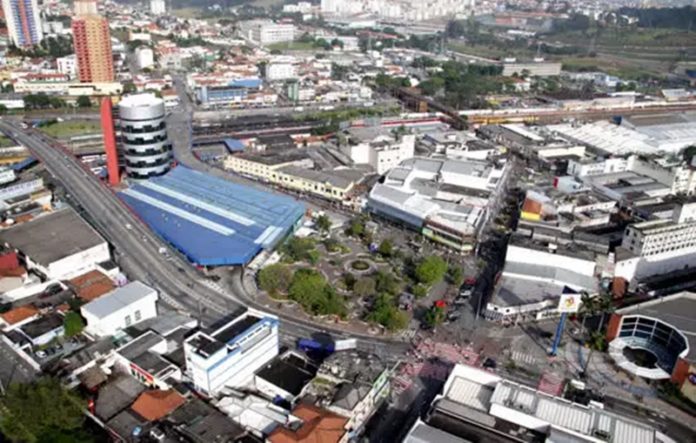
[512,350,538,366]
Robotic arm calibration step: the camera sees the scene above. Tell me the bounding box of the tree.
[76,96,91,108]
[288,269,346,317]
[315,214,332,234]
[347,218,364,237]
[375,270,401,295]
[415,256,448,285]
[122,82,137,94]
[367,294,409,331]
[353,277,376,298]
[377,239,393,257]
[258,264,293,295]
[413,284,428,299]
[448,265,464,287]
[0,378,86,443]
[0,104,7,115]
[282,237,316,263]
[423,304,445,328]
[63,312,85,338]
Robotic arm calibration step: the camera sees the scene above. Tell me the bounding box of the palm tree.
[595,293,614,333]
[579,291,596,333]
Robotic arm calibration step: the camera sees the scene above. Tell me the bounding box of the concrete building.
[135,47,155,70]
[606,291,696,402]
[72,0,114,83]
[238,20,295,45]
[56,54,78,79]
[342,127,415,175]
[485,237,599,322]
[502,61,562,77]
[183,309,279,396]
[150,0,166,15]
[368,157,501,252]
[118,93,173,179]
[614,202,696,285]
[426,364,665,443]
[2,0,43,47]
[12,81,122,96]
[265,63,296,81]
[81,281,159,337]
[0,208,110,280]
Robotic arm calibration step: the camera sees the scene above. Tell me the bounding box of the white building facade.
[81,281,159,337]
[184,310,279,396]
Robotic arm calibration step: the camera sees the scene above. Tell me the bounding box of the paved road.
[0,118,407,358]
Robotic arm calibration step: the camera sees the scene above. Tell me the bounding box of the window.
[135,310,142,322]
[125,315,132,326]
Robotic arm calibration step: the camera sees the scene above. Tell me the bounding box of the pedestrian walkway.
[512,350,538,366]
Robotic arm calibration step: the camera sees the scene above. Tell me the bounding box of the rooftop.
[68,270,115,302]
[256,353,317,397]
[81,281,156,320]
[277,166,364,190]
[0,208,106,266]
[117,330,165,362]
[1,304,38,325]
[268,404,347,443]
[96,374,146,421]
[119,167,305,266]
[167,398,247,443]
[20,313,63,339]
[131,389,186,422]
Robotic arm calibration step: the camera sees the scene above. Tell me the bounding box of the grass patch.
[38,120,102,139]
[0,135,16,147]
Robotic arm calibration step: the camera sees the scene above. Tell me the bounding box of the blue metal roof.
[228,78,262,89]
[119,167,304,266]
[223,139,245,152]
[10,157,37,171]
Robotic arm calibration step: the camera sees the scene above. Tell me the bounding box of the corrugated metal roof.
[82,281,156,319]
[119,167,304,266]
[445,377,493,412]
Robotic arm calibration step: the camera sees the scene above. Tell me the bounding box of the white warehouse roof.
[81,281,157,320]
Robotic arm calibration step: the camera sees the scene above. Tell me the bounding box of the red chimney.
[100,97,119,186]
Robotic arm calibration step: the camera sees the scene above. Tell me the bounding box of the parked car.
[45,283,63,296]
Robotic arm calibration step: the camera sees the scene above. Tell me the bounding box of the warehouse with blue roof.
[119,167,305,266]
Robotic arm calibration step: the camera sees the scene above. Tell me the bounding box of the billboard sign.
[558,291,581,313]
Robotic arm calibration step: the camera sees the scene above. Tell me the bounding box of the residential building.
[268,404,347,443]
[2,0,43,47]
[81,281,158,337]
[18,313,64,346]
[238,20,295,45]
[115,330,183,389]
[12,81,122,95]
[0,208,111,280]
[135,47,155,70]
[118,93,173,179]
[56,54,78,79]
[183,309,279,396]
[150,0,166,15]
[72,0,114,83]
[265,63,296,81]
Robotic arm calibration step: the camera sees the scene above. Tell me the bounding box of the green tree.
[413,284,428,299]
[423,304,446,328]
[367,294,409,331]
[347,218,364,237]
[122,82,137,94]
[375,270,401,295]
[258,264,293,295]
[448,265,464,287]
[415,256,448,285]
[288,269,346,317]
[282,237,316,263]
[0,378,86,443]
[0,104,7,115]
[63,312,85,337]
[76,96,92,108]
[353,277,376,298]
[315,214,332,234]
[377,239,394,257]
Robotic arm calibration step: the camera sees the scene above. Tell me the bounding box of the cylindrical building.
[118,93,172,179]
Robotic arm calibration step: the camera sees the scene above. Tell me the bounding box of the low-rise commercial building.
[238,20,295,45]
[0,208,111,280]
[184,309,279,396]
[341,127,415,175]
[368,157,503,252]
[81,281,158,337]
